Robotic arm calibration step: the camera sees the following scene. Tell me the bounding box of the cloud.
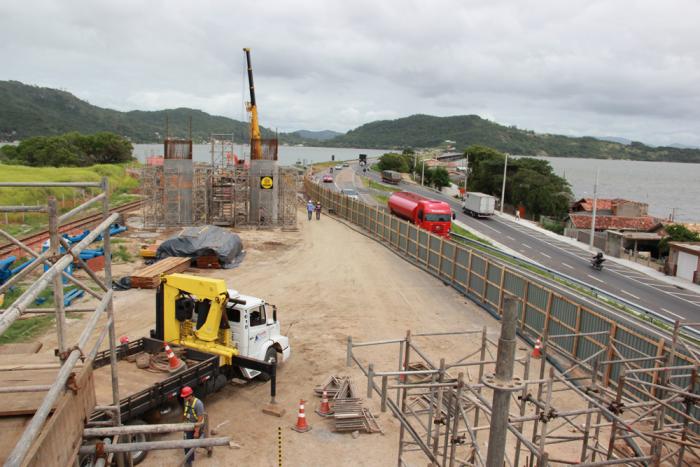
[1,0,699,145]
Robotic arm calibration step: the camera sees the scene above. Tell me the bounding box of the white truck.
[462,192,496,218]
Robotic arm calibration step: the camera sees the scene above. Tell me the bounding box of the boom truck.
[388,191,453,238]
[83,273,290,465]
[244,47,262,160]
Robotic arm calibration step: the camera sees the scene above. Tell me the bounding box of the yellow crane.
[243,47,262,160]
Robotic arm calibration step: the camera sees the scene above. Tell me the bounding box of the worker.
[515,209,520,221]
[315,201,322,220]
[307,200,315,221]
[181,386,205,466]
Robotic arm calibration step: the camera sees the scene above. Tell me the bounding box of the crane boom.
[243,47,262,160]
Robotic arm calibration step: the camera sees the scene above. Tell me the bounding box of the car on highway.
[322,174,333,183]
[334,164,343,170]
[341,188,360,200]
[342,162,350,167]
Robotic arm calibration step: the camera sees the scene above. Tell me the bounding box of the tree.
[659,224,700,256]
[377,153,410,172]
[430,166,451,190]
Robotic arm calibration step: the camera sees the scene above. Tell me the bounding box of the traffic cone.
[164,342,186,373]
[532,338,543,359]
[291,399,312,433]
[316,390,334,417]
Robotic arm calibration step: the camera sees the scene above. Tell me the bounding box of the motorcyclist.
[592,252,605,266]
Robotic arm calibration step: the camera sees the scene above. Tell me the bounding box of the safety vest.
[183,397,201,422]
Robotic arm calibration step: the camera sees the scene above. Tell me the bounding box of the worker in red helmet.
[181,386,206,465]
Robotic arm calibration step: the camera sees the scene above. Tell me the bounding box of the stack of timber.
[314,376,382,434]
[130,256,191,288]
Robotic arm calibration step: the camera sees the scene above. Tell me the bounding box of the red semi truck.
[388,191,453,238]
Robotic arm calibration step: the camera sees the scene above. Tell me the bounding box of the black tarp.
[156,225,244,268]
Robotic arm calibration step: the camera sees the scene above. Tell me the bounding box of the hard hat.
[119,336,129,345]
[180,386,193,398]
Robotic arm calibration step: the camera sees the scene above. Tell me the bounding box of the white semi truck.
[462,192,496,218]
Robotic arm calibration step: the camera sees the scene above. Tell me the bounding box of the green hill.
[326,114,700,162]
[0,81,309,144]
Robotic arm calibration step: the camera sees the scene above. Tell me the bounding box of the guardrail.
[306,178,699,429]
[449,231,700,342]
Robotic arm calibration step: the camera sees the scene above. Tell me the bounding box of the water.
[132,144,387,167]
[132,144,700,222]
[532,157,700,222]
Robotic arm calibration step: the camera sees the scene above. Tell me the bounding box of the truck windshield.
[425,213,451,222]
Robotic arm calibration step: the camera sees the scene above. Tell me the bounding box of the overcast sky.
[1,0,699,146]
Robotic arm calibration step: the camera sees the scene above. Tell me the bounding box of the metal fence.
[305,179,699,428]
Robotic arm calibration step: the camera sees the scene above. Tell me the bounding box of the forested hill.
[326,114,700,163]
[0,81,311,144]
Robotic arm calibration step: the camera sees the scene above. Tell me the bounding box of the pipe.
[84,423,197,437]
[0,205,47,212]
[0,213,118,336]
[485,296,519,467]
[0,182,101,187]
[78,437,232,454]
[58,193,106,225]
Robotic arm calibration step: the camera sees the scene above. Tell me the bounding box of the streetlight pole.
[421,159,426,186]
[463,153,469,196]
[589,168,599,251]
[500,153,508,214]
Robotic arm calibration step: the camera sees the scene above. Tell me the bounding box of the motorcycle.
[590,256,605,271]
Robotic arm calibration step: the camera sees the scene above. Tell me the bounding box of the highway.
[319,162,700,323]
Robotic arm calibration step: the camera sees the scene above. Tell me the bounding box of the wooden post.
[450,245,460,287]
[542,292,554,338]
[571,305,582,359]
[466,250,474,293]
[437,237,445,277]
[481,257,489,302]
[497,266,506,316]
[603,323,617,388]
[650,338,666,398]
[521,278,530,331]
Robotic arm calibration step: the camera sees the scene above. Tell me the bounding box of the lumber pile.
[130,256,191,288]
[314,375,382,434]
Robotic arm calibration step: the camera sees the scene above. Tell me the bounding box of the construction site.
[0,50,698,467]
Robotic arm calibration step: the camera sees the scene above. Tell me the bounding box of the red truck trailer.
[388,191,453,237]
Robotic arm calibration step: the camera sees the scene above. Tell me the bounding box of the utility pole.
[463,153,469,196]
[671,207,678,222]
[500,153,508,214]
[589,168,599,251]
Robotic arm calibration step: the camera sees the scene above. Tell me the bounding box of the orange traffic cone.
[532,338,543,359]
[164,343,186,373]
[291,399,312,433]
[316,390,334,417]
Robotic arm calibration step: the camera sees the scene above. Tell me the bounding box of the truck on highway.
[83,273,290,464]
[462,192,496,218]
[388,191,453,238]
[381,170,402,185]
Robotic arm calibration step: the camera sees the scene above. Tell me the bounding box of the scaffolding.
[347,298,699,467]
[0,180,229,465]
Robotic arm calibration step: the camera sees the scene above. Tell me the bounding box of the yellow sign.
[260,176,274,189]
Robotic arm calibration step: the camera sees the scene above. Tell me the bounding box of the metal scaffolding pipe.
[0,182,101,187]
[4,290,112,467]
[78,437,232,454]
[0,212,118,336]
[84,423,197,437]
[57,192,106,224]
[485,296,519,467]
[0,384,52,394]
[0,205,47,212]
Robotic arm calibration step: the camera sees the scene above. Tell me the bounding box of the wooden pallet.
[130,256,191,288]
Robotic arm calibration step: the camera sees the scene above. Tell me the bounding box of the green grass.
[113,245,133,262]
[451,224,492,245]
[0,315,54,344]
[372,193,390,204]
[365,179,398,193]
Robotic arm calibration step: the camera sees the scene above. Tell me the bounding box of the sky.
[1,0,699,147]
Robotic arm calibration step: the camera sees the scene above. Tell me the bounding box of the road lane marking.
[507,236,515,240]
[661,308,685,319]
[587,274,605,284]
[522,243,532,249]
[561,262,574,269]
[620,289,640,300]
[540,252,551,258]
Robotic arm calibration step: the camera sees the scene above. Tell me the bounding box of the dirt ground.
[27,208,607,466]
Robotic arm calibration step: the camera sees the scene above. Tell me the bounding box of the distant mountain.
[323,114,700,163]
[0,80,314,144]
[594,136,632,145]
[669,142,700,149]
[291,129,342,141]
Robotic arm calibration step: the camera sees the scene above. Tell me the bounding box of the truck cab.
[416,200,453,237]
[225,290,290,379]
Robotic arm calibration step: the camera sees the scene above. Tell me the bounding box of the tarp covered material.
[156,225,244,268]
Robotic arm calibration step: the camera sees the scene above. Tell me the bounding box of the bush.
[377,152,413,173]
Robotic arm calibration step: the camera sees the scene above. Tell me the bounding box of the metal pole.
[84,423,197,437]
[513,352,532,467]
[485,297,519,467]
[48,197,67,356]
[500,153,508,214]
[463,153,469,196]
[589,167,599,251]
[102,177,121,429]
[421,159,426,186]
[78,437,231,454]
[473,325,487,440]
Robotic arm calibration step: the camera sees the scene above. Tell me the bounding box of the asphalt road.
[319,162,700,323]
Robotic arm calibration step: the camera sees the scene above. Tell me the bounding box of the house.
[666,242,700,284]
[571,198,648,217]
[566,214,660,232]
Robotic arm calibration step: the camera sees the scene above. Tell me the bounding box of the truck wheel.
[119,419,149,465]
[257,347,277,382]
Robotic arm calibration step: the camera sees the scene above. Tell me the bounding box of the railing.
[305,178,699,430]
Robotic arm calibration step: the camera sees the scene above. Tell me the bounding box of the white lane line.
[522,243,532,249]
[507,236,515,240]
[587,274,605,284]
[540,252,551,259]
[561,262,574,269]
[474,221,501,234]
[620,289,640,300]
[661,308,685,320]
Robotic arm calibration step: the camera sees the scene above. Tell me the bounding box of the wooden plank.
[0,417,30,464]
[131,256,191,288]
[0,342,42,355]
[0,368,65,416]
